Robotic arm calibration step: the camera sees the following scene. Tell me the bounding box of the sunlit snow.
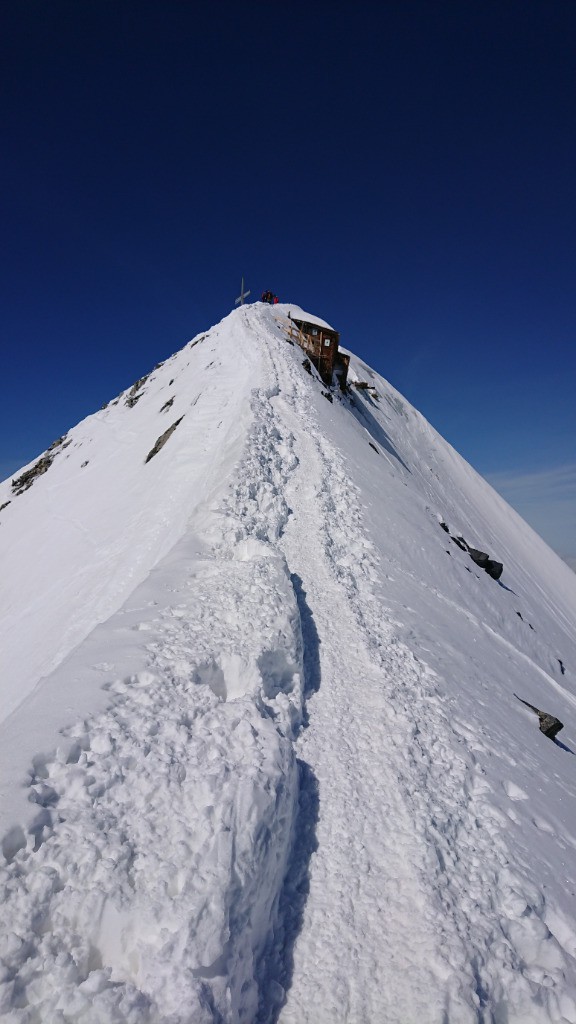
[1,302,575,1023]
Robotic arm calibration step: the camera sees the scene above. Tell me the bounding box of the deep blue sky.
[2,1,575,560]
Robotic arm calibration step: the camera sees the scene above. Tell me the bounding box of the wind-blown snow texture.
[1,303,575,1023]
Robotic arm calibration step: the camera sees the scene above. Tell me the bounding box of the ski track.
[1,305,576,1023]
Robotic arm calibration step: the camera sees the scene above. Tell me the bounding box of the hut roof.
[274,303,335,332]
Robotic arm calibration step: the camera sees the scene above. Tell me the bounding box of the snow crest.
[0,328,305,1021]
[1,302,576,1023]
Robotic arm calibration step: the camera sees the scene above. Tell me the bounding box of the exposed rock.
[441,524,503,581]
[125,374,150,408]
[465,546,503,581]
[485,560,503,581]
[0,500,11,513]
[160,397,175,413]
[558,659,565,676]
[368,442,379,453]
[514,694,564,740]
[145,417,184,464]
[302,358,312,375]
[322,391,333,403]
[81,461,89,468]
[11,436,69,495]
[467,546,489,567]
[538,713,564,739]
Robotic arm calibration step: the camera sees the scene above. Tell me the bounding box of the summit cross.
[235,277,250,306]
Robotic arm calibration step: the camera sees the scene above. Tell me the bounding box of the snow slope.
[1,302,575,1023]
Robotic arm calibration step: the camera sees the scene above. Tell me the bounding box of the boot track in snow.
[1,303,576,1024]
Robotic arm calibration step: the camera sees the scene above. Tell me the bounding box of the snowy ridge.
[0,317,260,722]
[1,303,576,1023]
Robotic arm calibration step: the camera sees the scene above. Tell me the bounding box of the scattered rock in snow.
[514,694,564,740]
[145,417,184,463]
[81,461,89,468]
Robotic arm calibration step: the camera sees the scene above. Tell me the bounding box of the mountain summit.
[1,303,576,1023]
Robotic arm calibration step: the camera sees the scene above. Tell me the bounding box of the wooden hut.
[287,312,349,389]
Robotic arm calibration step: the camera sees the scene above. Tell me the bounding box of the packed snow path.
[258,311,576,1024]
[1,303,576,1022]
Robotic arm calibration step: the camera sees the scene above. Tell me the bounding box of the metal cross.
[235,276,251,306]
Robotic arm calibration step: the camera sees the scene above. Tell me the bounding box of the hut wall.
[291,319,340,384]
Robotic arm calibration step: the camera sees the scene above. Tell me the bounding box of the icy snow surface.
[1,302,576,1023]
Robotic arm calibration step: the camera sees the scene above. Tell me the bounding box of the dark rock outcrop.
[125,374,150,408]
[145,417,184,464]
[439,522,503,581]
[465,546,503,581]
[11,436,70,495]
[514,694,564,740]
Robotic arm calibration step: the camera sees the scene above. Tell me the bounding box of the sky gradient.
[1,1,575,562]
